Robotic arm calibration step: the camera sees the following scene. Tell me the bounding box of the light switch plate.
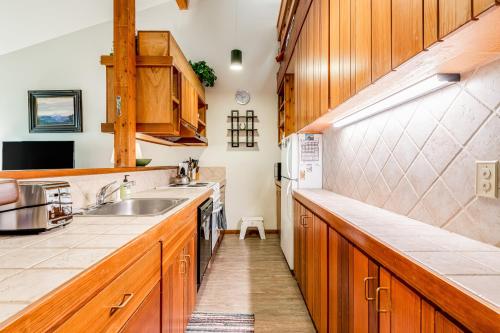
[475,161,498,198]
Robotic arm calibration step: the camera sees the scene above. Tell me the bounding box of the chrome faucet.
[96,181,119,206]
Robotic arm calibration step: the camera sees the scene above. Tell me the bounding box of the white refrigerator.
[280,133,322,269]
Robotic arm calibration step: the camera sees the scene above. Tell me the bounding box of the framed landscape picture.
[28,90,82,133]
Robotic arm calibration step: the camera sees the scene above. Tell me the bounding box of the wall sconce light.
[332,73,460,128]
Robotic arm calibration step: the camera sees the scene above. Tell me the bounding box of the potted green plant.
[189,61,217,87]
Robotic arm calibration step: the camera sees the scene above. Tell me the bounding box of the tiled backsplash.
[323,58,500,247]
[31,167,225,211]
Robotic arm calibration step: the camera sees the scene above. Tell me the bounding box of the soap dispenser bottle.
[120,175,132,200]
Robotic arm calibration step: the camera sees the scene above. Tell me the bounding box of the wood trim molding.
[0,166,176,180]
[293,191,500,333]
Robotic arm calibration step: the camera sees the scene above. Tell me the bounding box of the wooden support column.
[113,0,136,167]
[176,0,189,10]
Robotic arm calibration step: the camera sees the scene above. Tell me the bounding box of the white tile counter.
[0,187,211,324]
[294,189,500,309]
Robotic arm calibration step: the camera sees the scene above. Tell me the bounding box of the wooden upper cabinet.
[371,0,392,82]
[181,75,199,129]
[379,268,422,333]
[352,0,372,92]
[330,0,354,109]
[439,0,472,39]
[473,0,496,17]
[294,0,328,131]
[391,0,424,68]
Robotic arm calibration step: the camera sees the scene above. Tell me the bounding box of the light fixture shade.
[332,73,460,128]
[230,49,243,70]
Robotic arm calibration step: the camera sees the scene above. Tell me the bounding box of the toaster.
[0,181,73,233]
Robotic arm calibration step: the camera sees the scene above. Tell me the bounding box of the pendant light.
[230,0,243,71]
[230,49,243,71]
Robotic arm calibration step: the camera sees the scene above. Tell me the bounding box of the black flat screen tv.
[2,141,75,170]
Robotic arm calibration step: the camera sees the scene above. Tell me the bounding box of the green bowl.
[136,158,152,167]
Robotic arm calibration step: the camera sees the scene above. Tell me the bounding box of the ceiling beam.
[113,0,137,167]
[176,0,189,10]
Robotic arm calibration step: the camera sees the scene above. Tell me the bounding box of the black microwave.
[274,162,281,181]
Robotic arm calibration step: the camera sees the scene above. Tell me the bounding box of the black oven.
[197,198,213,289]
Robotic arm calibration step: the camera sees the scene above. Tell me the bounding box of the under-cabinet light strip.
[332,73,460,128]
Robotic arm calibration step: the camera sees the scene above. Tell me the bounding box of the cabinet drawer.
[55,244,161,333]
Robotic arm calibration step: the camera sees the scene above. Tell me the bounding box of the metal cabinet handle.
[376,287,391,313]
[363,277,377,301]
[110,293,134,314]
[302,216,312,228]
[300,215,306,225]
[184,254,191,266]
[180,258,187,274]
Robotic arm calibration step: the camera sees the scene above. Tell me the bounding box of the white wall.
[0,0,281,230]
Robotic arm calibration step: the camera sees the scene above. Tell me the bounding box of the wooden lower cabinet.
[350,246,379,333]
[121,282,161,333]
[162,228,198,333]
[379,268,421,333]
[293,201,328,332]
[294,199,471,333]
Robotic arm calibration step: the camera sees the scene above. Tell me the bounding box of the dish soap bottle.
[120,175,132,200]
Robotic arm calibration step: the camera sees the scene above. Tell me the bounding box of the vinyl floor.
[196,234,316,332]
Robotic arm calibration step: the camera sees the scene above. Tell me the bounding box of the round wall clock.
[235,90,251,105]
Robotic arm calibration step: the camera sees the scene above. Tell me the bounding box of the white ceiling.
[0,0,170,55]
[0,0,280,93]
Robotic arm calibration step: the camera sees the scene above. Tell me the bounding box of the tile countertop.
[0,186,212,324]
[294,189,500,310]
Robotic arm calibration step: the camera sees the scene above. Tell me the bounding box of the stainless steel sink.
[82,198,188,216]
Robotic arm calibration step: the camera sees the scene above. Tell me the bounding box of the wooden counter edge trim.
[0,190,211,332]
[0,166,177,180]
[293,191,500,333]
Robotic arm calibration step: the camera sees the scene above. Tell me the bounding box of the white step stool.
[239,217,266,240]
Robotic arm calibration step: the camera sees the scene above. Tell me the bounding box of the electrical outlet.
[475,161,499,198]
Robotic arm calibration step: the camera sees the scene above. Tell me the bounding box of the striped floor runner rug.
[186,312,255,332]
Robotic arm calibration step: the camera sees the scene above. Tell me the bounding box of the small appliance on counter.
[0,181,73,233]
[173,162,191,185]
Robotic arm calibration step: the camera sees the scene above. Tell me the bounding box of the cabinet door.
[328,227,349,333]
[162,248,186,333]
[379,267,421,333]
[352,0,372,92]
[303,205,314,308]
[439,0,471,39]
[421,300,465,333]
[181,76,198,129]
[120,282,161,333]
[330,0,353,108]
[349,246,379,333]
[372,0,392,81]
[311,215,328,332]
[473,0,496,17]
[392,0,423,68]
[184,231,197,326]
